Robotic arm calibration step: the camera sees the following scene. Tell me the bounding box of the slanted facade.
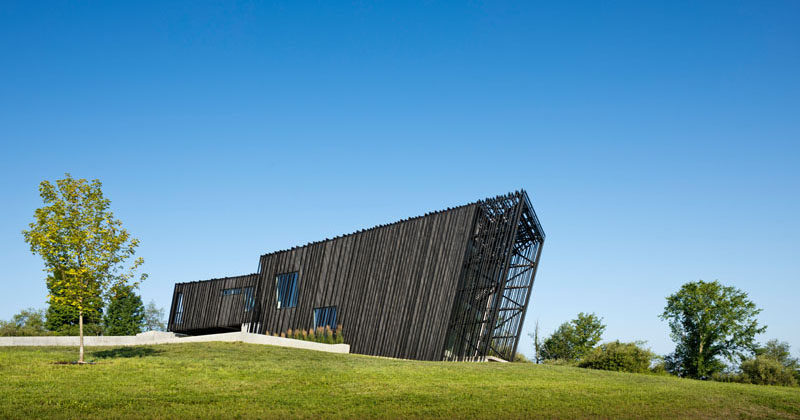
[168,191,545,361]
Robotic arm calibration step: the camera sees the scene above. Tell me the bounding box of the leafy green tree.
[0,308,51,336]
[104,285,146,335]
[541,312,605,361]
[45,269,103,335]
[142,300,166,332]
[22,174,146,362]
[660,280,765,379]
[756,340,799,370]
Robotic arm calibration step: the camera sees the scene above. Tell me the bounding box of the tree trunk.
[79,310,85,363]
[533,320,541,364]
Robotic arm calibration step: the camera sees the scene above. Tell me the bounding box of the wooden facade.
[168,191,545,361]
[169,273,258,335]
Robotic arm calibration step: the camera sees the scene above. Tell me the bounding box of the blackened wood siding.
[168,273,258,333]
[166,191,546,361]
[250,204,477,360]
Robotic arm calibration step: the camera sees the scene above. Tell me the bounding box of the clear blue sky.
[1,1,798,359]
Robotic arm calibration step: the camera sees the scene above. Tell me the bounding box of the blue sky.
[1,1,798,358]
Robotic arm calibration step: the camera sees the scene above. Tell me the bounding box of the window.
[313,306,337,330]
[174,292,184,324]
[243,286,255,312]
[275,272,298,309]
[222,288,241,296]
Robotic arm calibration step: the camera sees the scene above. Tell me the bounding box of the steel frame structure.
[442,192,545,361]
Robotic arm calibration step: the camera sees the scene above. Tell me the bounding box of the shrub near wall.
[579,341,655,373]
[267,325,345,345]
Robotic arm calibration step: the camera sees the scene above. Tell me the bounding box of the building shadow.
[91,346,162,359]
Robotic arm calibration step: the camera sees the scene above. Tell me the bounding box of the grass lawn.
[1,342,799,419]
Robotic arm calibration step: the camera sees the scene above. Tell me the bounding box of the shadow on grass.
[91,346,163,359]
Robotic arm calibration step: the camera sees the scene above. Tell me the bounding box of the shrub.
[0,308,54,337]
[513,353,532,363]
[578,341,655,373]
[649,360,669,375]
[269,327,346,345]
[335,324,344,344]
[739,356,798,386]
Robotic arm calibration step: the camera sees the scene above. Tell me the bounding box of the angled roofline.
[175,273,258,286]
[258,190,542,258]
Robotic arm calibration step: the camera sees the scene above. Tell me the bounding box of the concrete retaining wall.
[0,331,350,354]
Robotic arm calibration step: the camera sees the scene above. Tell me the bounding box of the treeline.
[0,286,165,337]
[524,280,799,388]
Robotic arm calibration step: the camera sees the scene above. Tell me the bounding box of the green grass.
[1,343,799,419]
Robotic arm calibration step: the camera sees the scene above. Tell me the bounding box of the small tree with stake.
[23,174,146,363]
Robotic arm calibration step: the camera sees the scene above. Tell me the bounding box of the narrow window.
[174,292,184,325]
[243,286,255,312]
[276,272,298,309]
[313,306,337,330]
[222,288,241,296]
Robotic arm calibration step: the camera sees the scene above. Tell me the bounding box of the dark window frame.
[275,272,299,309]
[174,292,184,325]
[243,286,255,312]
[313,306,337,330]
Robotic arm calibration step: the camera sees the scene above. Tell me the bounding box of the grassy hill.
[1,342,798,419]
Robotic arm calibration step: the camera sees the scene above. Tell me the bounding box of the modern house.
[168,190,545,361]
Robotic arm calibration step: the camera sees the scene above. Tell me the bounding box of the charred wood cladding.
[168,191,545,361]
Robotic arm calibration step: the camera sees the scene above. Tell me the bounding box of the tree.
[660,280,765,379]
[0,308,50,336]
[540,312,606,362]
[528,319,543,363]
[45,269,103,335]
[142,300,167,332]
[22,174,146,363]
[756,340,799,370]
[104,285,145,335]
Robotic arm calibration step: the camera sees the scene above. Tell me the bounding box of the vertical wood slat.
[168,191,545,361]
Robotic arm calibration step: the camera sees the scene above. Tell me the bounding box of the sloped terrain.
[0,342,798,419]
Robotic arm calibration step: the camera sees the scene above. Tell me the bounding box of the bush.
[513,353,532,363]
[335,324,344,344]
[272,326,345,345]
[578,341,655,373]
[0,308,54,336]
[649,359,669,375]
[739,356,798,386]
